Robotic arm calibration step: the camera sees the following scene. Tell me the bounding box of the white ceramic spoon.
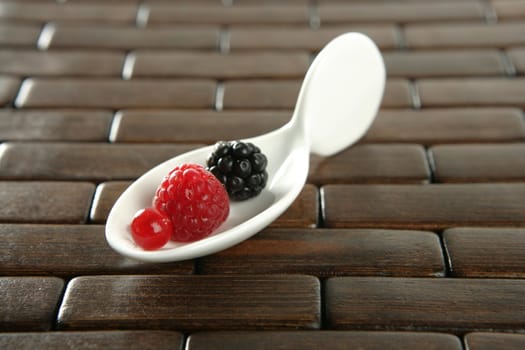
[105,32,385,262]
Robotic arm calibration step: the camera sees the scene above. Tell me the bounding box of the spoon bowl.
[106,32,385,262]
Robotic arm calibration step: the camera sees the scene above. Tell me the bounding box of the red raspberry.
[153,163,229,242]
[130,208,172,250]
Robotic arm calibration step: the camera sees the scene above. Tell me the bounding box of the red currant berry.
[130,208,172,250]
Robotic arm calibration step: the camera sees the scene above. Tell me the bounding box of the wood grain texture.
[320,2,484,24]
[465,332,525,350]
[381,79,413,108]
[492,0,525,21]
[49,24,220,50]
[417,78,525,107]
[0,224,194,276]
[198,228,444,277]
[148,4,309,25]
[363,108,525,144]
[0,76,20,106]
[229,26,399,51]
[16,78,216,109]
[187,331,462,350]
[0,50,125,77]
[322,184,525,229]
[0,2,137,23]
[90,181,131,223]
[0,277,64,331]
[223,80,301,109]
[269,184,319,228]
[0,181,94,223]
[405,22,525,49]
[508,47,525,74]
[308,144,430,184]
[58,275,321,331]
[0,22,42,46]
[0,143,200,181]
[0,110,113,142]
[0,331,184,350]
[112,110,290,143]
[325,277,525,332]
[443,227,525,278]
[131,51,310,79]
[384,50,505,78]
[1,0,525,345]
[431,144,525,182]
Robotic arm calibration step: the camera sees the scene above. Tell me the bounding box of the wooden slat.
[384,50,505,78]
[16,79,216,109]
[0,181,94,223]
[443,227,525,278]
[110,107,525,148]
[322,184,525,229]
[0,50,125,77]
[112,110,290,143]
[57,275,321,331]
[0,331,184,350]
[148,4,309,25]
[308,144,430,184]
[319,2,484,24]
[382,79,413,108]
[187,331,462,350]
[223,80,300,109]
[0,110,113,142]
[0,277,64,331]
[325,277,525,332]
[0,23,42,47]
[229,26,399,51]
[363,108,525,145]
[492,0,525,21]
[49,24,220,50]
[90,181,131,223]
[465,332,525,350]
[131,51,310,79]
[405,22,525,49]
[507,47,525,74]
[0,142,200,181]
[0,76,20,106]
[0,224,194,276]
[198,228,445,277]
[0,2,137,23]
[270,184,319,228]
[431,144,525,182]
[417,78,525,108]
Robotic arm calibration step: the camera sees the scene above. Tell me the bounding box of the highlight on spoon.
[105,32,386,262]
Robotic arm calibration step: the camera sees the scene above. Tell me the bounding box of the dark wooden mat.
[1,0,525,349]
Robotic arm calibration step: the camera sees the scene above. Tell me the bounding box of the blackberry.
[206,141,268,201]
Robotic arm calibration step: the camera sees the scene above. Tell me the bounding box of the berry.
[206,141,268,201]
[153,163,229,242]
[130,208,172,250]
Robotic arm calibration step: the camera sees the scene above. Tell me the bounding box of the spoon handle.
[291,32,385,157]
